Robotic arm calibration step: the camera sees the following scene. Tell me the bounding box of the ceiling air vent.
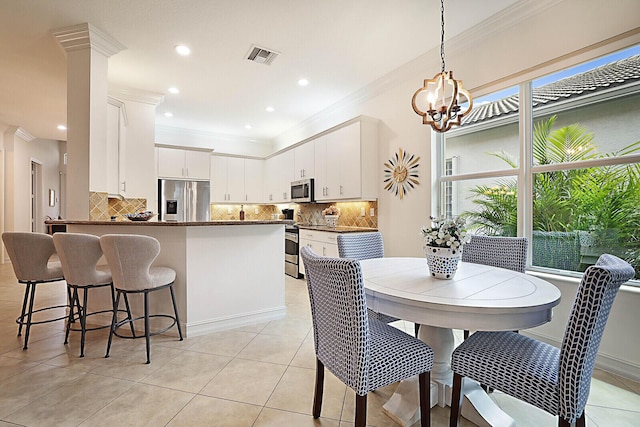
[246,45,279,65]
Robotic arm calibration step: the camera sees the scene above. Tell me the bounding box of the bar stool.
[100,234,183,364]
[53,233,115,357]
[2,232,67,350]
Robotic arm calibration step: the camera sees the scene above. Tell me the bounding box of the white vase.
[325,215,339,227]
[424,245,463,279]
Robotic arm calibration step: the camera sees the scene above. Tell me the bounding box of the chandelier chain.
[440,0,446,73]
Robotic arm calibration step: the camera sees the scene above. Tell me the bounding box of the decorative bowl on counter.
[123,211,155,221]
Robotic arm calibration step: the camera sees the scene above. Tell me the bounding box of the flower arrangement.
[421,216,470,249]
[322,205,340,216]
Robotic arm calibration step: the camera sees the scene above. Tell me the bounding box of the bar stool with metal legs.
[100,234,183,364]
[1,232,67,350]
[53,232,115,357]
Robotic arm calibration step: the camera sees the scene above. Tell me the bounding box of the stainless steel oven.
[285,226,300,278]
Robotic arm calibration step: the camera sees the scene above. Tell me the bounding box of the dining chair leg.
[17,283,30,337]
[418,371,431,427]
[105,291,121,358]
[79,287,89,357]
[313,358,324,418]
[144,290,151,364]
[355,393,367,427]
[169,284,183,340]
[23,282,37,349]
[576,413,586,427]
[463,330,469,340]
[449,373,464,427]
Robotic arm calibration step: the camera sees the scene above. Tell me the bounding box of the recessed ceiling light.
[245,124,252,129]
[174,45,191,56]
[297,78,309,86]
[164,112,174,118]
[168,87,180,94]
[265,106,274,112]
[57,124,67,130]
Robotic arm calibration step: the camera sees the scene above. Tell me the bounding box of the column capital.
[52,23,125,57]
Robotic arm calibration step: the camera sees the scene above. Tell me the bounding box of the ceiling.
[0,0,521,145]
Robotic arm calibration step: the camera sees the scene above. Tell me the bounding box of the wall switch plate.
[360,207,366,217]
[227,207,232,214]
[370,208,375,216]
[254,208,259,214]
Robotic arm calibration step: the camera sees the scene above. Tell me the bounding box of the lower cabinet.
[298,230,339,275]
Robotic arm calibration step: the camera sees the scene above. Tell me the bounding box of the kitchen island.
[47,220,293,337]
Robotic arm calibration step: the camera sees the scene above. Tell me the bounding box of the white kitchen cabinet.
[211,156,264,203]
[314,118,378,201]
[265,150,294,203]
[158,147,210,180]
[293,142,314,179]
[106,98,127,197]
[244,158,264,203]
[298,230,339,275]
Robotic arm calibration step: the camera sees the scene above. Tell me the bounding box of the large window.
[437,45,640,281]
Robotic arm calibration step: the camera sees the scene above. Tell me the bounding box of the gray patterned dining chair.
[461,235,528,339]
[336,232,400,325]
[54,233,114,357]
[300,246,434,427]
[100,234,183,364]
[2,232,67,350]
[449,253,635,427]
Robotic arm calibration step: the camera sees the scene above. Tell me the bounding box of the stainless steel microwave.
[291,178,314,203]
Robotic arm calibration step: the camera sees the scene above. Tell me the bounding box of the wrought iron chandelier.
[411,0,472,133]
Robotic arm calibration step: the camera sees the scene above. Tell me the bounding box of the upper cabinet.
[265,150,295,203]
[211,156,264,203]
[106,98,127,197]
[293,142,314,179]
[314,118,378,201]
[157,147,210,180]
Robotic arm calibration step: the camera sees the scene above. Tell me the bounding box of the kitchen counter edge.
[45,219,295,227]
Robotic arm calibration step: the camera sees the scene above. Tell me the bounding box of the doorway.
[31,160,42,233]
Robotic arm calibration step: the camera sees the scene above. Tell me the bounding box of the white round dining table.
[359,257,561,427]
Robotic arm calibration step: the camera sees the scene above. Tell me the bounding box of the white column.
[53,23,125,220]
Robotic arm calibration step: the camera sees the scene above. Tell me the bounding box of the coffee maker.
[281,209,294,220]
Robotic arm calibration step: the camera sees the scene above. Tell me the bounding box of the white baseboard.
[184,306,287,338]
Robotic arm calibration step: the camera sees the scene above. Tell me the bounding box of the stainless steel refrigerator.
[158,179,210,222]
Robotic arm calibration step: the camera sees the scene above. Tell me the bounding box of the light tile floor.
[0,262,639,426]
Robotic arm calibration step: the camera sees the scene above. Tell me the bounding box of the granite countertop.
[45,219,295,226]
[296,224,378,233]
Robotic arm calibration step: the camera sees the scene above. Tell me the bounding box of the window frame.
[433,48,640,283]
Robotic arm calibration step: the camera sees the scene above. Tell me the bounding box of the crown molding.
[52,23,126,57]
[6,126,36,142]
[109,87,165,106]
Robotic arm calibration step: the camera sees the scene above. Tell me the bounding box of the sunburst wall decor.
[383,148,420,199]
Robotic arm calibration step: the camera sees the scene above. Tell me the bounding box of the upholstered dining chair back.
[300,245,433,427]
[337,232,384,261]
[100,234,166,291]
[336,232,398,325]
[53,233,111,286]
[301,245,371,393]
[2,232,63,282]
[449,253,634,427]
[558,253,634,420]
[462,235,527,273]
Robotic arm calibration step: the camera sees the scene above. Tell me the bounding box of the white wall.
[1,126,61,236]
[271,0,640,379]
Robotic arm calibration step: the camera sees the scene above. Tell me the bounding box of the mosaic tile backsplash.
[210,201,378,228]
